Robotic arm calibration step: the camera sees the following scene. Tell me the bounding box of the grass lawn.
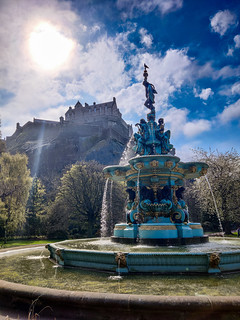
[0,239,62,249]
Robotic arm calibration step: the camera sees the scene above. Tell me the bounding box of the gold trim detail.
[189,166,197,173]
[126,169,137,176]
[136,162,144,169]
[139,225,176,230]
[114,169,125,176]
[114,226,127,230]
[189,225,202,229]
[126,173,182,181]
[173,164,185,174]
[150,160,159,168]
[165,160,173,168]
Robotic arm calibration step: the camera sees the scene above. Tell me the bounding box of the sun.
[29,22,74,70]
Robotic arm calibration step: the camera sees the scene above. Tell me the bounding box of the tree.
[0,153,32,242]
[47,161,126,239]
[185,149,240,234]
[48,161,106,238]
[25,177,47,236]
[0,140,6,155]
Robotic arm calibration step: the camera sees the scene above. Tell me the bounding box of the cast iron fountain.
[105,64,208,246]
[47,66,240,275]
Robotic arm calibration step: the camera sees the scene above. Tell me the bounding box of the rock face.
[6,98,132,177]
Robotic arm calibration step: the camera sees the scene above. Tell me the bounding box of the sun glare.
[29,22,74,70]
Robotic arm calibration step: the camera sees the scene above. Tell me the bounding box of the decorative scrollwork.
[170,211,183,223]
[115,169,125,176]
[150,160,159,168]
[133,212,144,223]
[165,160,173,168]
[189,166,197,173]
[173,164,185,174]
[136,162,144,169]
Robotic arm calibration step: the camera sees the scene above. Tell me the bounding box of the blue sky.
[0,0,240,160]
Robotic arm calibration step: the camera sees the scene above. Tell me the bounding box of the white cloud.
[183,119,211,137]
[162,107,211,138]
[226,47,234,56]
[194,88,214,100]
[91,25,101,33]
[232,82,240,95]
[218,99,240,124]
[234,34,240,48]
[219,82,240,96]
[225,35,240,57]
[71,36,131,102]
[163,107,189,136]
[175,143,199,162]
[117,0,183,18]
[113,48,194,118]
[37,105,68,121]
[210,10,238,36]
[214,65,240,79]
[139,28,153,48]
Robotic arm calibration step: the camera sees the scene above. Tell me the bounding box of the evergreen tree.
[25,177,47,236]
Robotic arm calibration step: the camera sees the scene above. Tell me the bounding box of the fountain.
[46,66,240,275]
[105,65,209,246]
[1,66,240,319]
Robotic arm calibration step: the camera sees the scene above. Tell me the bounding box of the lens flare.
[29,22,74,70]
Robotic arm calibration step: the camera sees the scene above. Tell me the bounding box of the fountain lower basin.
[1,245,240,319]
[47,238,240,275]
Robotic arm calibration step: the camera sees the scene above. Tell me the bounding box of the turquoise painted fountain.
[104,64,208,246]
[47,66,240,275]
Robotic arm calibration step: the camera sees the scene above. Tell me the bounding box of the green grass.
[0,239,62,249]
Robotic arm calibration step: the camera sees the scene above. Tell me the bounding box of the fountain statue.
[104,65,209,246]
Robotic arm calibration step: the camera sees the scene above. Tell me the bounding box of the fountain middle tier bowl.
[103,155,208,183]
[47,238,240,275]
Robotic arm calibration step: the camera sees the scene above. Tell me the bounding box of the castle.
[6,98,132,177]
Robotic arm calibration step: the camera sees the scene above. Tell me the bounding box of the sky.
[0,0,240,161]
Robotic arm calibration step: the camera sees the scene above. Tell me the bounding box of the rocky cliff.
[6,98,132,178]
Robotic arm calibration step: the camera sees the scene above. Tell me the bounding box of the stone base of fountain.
[112,222,209,246]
